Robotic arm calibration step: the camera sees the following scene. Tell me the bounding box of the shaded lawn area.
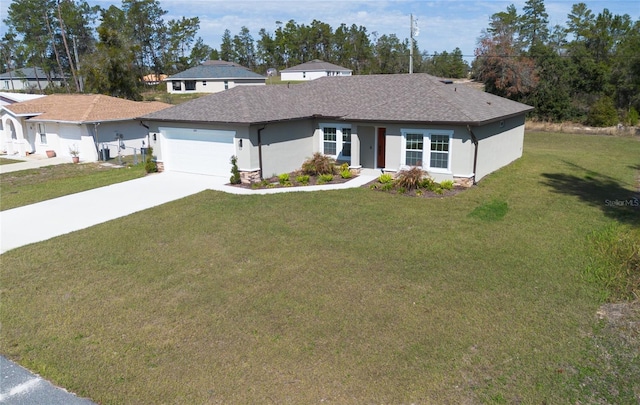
[0,162,147,211]
[1,132,639,403]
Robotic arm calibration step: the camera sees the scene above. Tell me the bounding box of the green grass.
[0,161,146,211]
[1,132,639,403]
[0,157,24,165]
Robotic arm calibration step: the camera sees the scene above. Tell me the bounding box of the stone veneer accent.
[454,176,474,187]
[156,161,165,172]
[240,170,261,184]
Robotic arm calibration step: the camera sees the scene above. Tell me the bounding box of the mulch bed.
[363,179,470,198]
[229,171,356,189]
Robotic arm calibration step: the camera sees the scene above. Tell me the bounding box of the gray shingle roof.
[166,64,265,80]
[0,67,65,79]
[144,74,533,125]
[281,59,352,73]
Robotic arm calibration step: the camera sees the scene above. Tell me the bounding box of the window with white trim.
[342,127,351,157]
[405,132,423,166]
[401,129,452,172]
[320,124,352,161]
[37,123,47,144]
[323,127,337,155]
[429,134,449,169]
[185,80,196,91]
[172,81,181,91]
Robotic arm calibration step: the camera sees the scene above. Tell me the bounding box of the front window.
[402,129,452,171]
[405,133,423,166]
[172,81,181,91]
[185,80,196,91]
[342,127,351,157]
[37,123,46,144]
[430,134,449,169]
[323,127,337,155]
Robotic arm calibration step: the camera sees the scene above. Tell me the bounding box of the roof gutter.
[467,125,479,185]
[257,125,266,180]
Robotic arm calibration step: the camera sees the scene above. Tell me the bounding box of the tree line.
[1,0,469,99]
[473,0,639,125]
[2,0,638,125]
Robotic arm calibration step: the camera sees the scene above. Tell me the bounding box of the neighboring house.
[0,68,66,92]
[1,94,170,161]
[164,60,266,94]
[280,59,352,81]
[142,74,533,184]
[143,73,168,85]
[0,92,46,106]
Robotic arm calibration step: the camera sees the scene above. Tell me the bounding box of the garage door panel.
[160,127,235,176]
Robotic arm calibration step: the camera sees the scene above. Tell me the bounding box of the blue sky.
[2,0,639,63]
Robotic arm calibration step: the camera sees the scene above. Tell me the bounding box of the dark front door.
[377,127,386,168]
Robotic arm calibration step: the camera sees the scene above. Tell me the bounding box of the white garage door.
[160,127,236,176]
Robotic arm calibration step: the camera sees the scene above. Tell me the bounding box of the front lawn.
[0,161,147,211]
[1,132,638,403]
[0,157,24,165]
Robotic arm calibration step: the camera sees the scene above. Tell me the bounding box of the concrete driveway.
[0,171,226,254]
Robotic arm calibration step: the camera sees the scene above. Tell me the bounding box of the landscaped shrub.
[379,173,394,184]
[317,173,334,184]
[278,173,290,185]
[296,174,310,185]
[440,180,454,190]
[395,167,425,190]
[420,177,438,191]
[144,147,157,173]
[229,155,241,184]
[340,169,352,179]
[302,153,335,175]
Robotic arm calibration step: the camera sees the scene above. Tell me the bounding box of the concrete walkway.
[0,154,70,174]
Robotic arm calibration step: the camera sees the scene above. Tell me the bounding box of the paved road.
[0,356,95,405]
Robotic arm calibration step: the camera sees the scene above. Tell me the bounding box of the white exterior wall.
[280,70,351,81]
[166,79,265,94]
[1,78,60,91]
[473,116,526,181]
[0,114,151,161]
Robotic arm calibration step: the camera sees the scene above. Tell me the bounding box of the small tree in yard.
[144,147,157,173]
[230,155,241,184]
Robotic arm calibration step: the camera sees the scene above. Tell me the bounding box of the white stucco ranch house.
[165,60,266,94]
[280,59,352,81]
[142,73,533,184]
[1,94,170,161]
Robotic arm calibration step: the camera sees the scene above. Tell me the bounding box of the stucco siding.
[473,115,526,181]
[255,120,315,176]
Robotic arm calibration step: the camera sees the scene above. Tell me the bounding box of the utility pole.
[410,14,413,74]
[409,14,419,74]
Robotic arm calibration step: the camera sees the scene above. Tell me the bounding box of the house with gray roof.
[280,59,352,81]
[164,60,266,94]
[0,68,66,92]
[143,73,533,184]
